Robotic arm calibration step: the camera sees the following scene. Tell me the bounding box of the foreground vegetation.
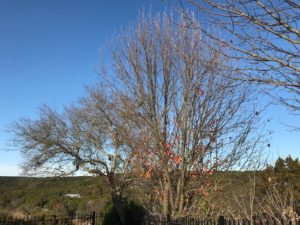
[0,156,299,221]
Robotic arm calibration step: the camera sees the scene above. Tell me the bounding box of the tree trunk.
[111,192,126,225]
[107,173,126,225]
[162,174,171,220]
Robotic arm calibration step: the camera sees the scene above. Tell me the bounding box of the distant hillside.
[1,157,299,218]
[0,176,111,217]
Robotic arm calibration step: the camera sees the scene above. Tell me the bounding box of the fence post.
[91,211,96,225]
[218,216,225,225]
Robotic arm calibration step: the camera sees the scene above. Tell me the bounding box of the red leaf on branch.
[174,155,182,164]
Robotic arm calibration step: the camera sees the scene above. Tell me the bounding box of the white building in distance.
[64,194,81,198]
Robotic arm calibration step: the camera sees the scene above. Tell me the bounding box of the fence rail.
[0,213,299,225]
[0,212,98,225]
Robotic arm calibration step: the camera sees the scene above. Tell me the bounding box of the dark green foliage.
[101,202,121,225]
[266,156,300,185]
[101,200,145,225]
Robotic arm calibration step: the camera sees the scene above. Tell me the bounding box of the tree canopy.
[180,0,300,120]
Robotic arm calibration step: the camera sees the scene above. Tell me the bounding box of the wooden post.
[91,211,96,225]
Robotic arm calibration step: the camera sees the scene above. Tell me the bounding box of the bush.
[102,200,145,225]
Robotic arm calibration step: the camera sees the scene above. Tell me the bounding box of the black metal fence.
[0,212,99,225]
[0,213,299,225]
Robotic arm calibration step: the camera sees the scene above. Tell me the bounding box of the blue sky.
[0,0,299,176]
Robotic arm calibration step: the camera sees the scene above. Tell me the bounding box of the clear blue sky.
[0,0,298,176]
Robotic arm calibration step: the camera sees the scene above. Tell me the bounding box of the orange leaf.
[174,155,182,164]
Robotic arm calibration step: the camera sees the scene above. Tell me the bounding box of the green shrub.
[101,199,145,225]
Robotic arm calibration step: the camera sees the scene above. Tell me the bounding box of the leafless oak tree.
[11,101,135,224]
[179,0,300,118]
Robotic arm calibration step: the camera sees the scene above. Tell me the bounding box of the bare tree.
[261,181,299,224]
[11,101,135,224]
[96,12,265,218]
[11,11,266,219]
[225,175,299,224]
[179,0,300,118]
